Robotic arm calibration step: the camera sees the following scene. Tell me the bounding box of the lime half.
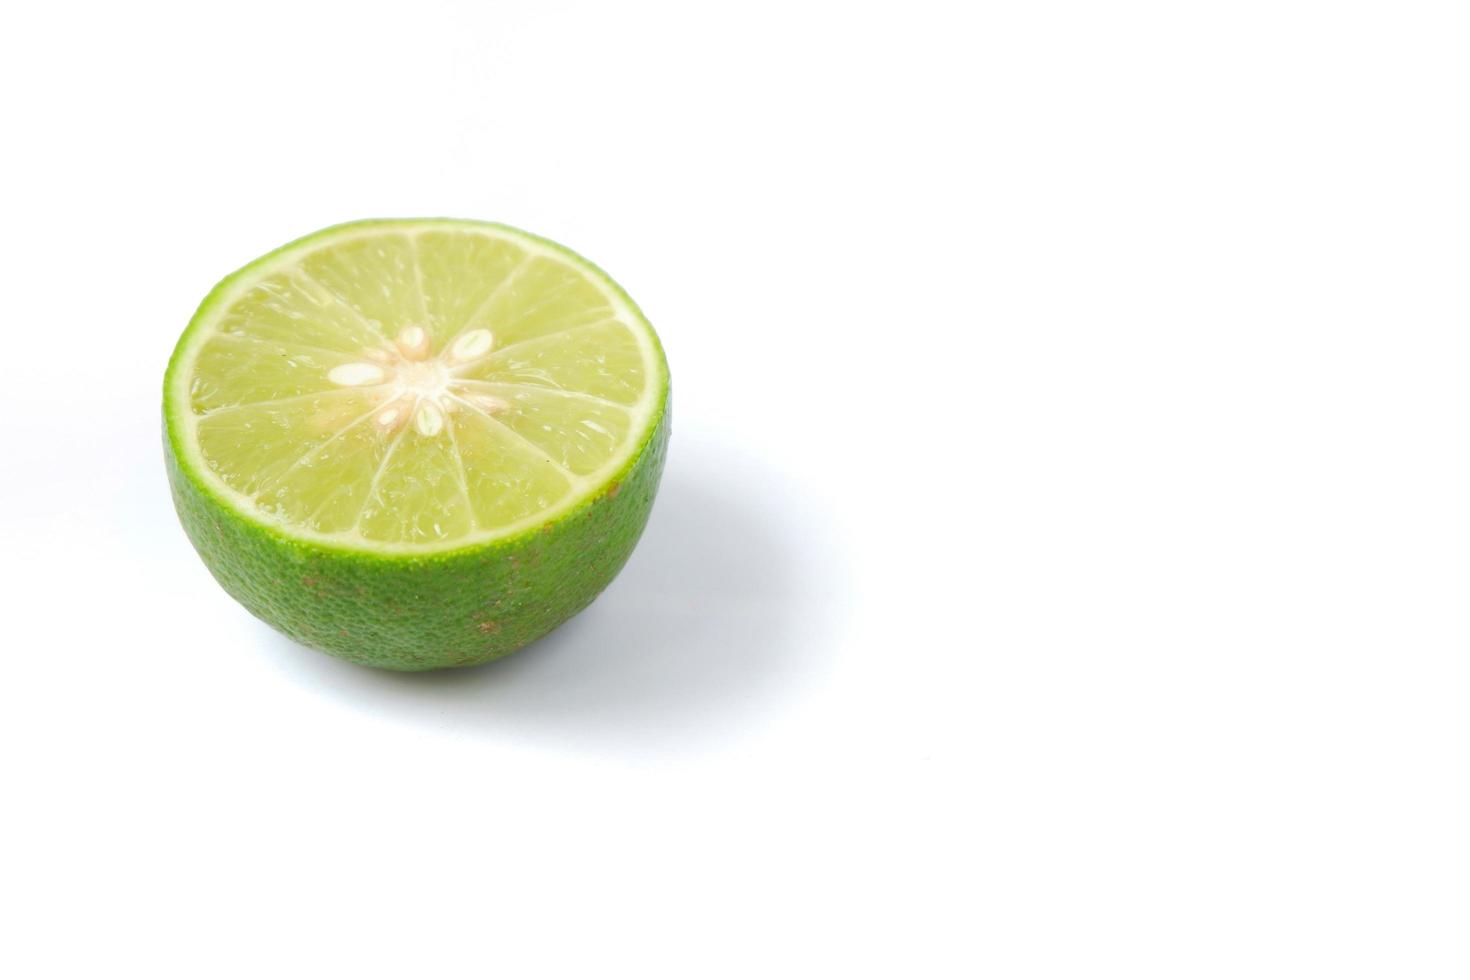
[164,219,670,670]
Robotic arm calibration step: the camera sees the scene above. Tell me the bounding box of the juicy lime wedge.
[166,219,667,552]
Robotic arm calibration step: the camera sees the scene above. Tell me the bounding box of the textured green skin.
[163,220,670,671]
[164,412,667,670]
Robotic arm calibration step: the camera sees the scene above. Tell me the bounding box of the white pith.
[168,221,664,555]
[326,326,511,438]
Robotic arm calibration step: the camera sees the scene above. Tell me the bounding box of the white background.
[2,1,1468,976]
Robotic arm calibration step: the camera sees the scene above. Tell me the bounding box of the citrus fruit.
[163,219,670,670]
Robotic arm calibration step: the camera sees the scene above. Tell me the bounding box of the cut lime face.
[166,220,667,553]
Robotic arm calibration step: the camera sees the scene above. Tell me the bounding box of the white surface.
[2,1,1469,976]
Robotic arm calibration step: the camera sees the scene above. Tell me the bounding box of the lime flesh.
[164,219,670,669]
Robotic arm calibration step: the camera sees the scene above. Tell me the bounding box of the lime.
[163,219,670,670]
